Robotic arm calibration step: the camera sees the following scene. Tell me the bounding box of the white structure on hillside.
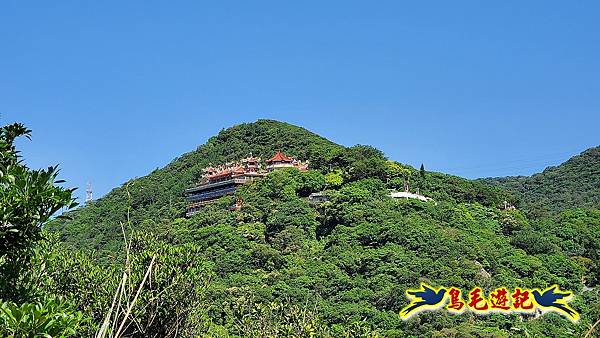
[390,190,432,202]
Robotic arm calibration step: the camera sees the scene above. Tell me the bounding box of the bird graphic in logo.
[400,283,447,319]
[532,285,579,322]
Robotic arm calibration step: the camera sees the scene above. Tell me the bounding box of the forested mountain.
[16,120,598,337]
[482,146,600,218]
[47,120,511,256]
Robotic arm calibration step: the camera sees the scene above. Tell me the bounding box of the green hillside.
[482,146,600,218]
[22,120,600,336]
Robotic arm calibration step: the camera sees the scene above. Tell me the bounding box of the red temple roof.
[266,151,293,163]
[210,170,233,179]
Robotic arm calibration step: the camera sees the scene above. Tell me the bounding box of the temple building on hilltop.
[185,156,264,216]
[266,151,309,171]
[186,152,308,216]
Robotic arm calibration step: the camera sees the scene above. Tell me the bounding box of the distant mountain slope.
[481,146,600,217]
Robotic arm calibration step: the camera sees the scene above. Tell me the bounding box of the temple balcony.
[186,177,249,194]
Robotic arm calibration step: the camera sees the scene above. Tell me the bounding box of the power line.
[439,148,587,175]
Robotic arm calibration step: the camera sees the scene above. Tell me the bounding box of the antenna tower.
[85,182,93,204]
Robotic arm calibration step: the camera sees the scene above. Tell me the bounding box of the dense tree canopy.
[5,120,599,337]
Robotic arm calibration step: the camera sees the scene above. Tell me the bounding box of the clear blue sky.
[2,1,598,202]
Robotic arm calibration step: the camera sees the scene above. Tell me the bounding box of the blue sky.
[2,1,599,202]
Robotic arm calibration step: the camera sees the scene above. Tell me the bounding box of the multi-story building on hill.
[265,151,309,171]
[186,152,308,216]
